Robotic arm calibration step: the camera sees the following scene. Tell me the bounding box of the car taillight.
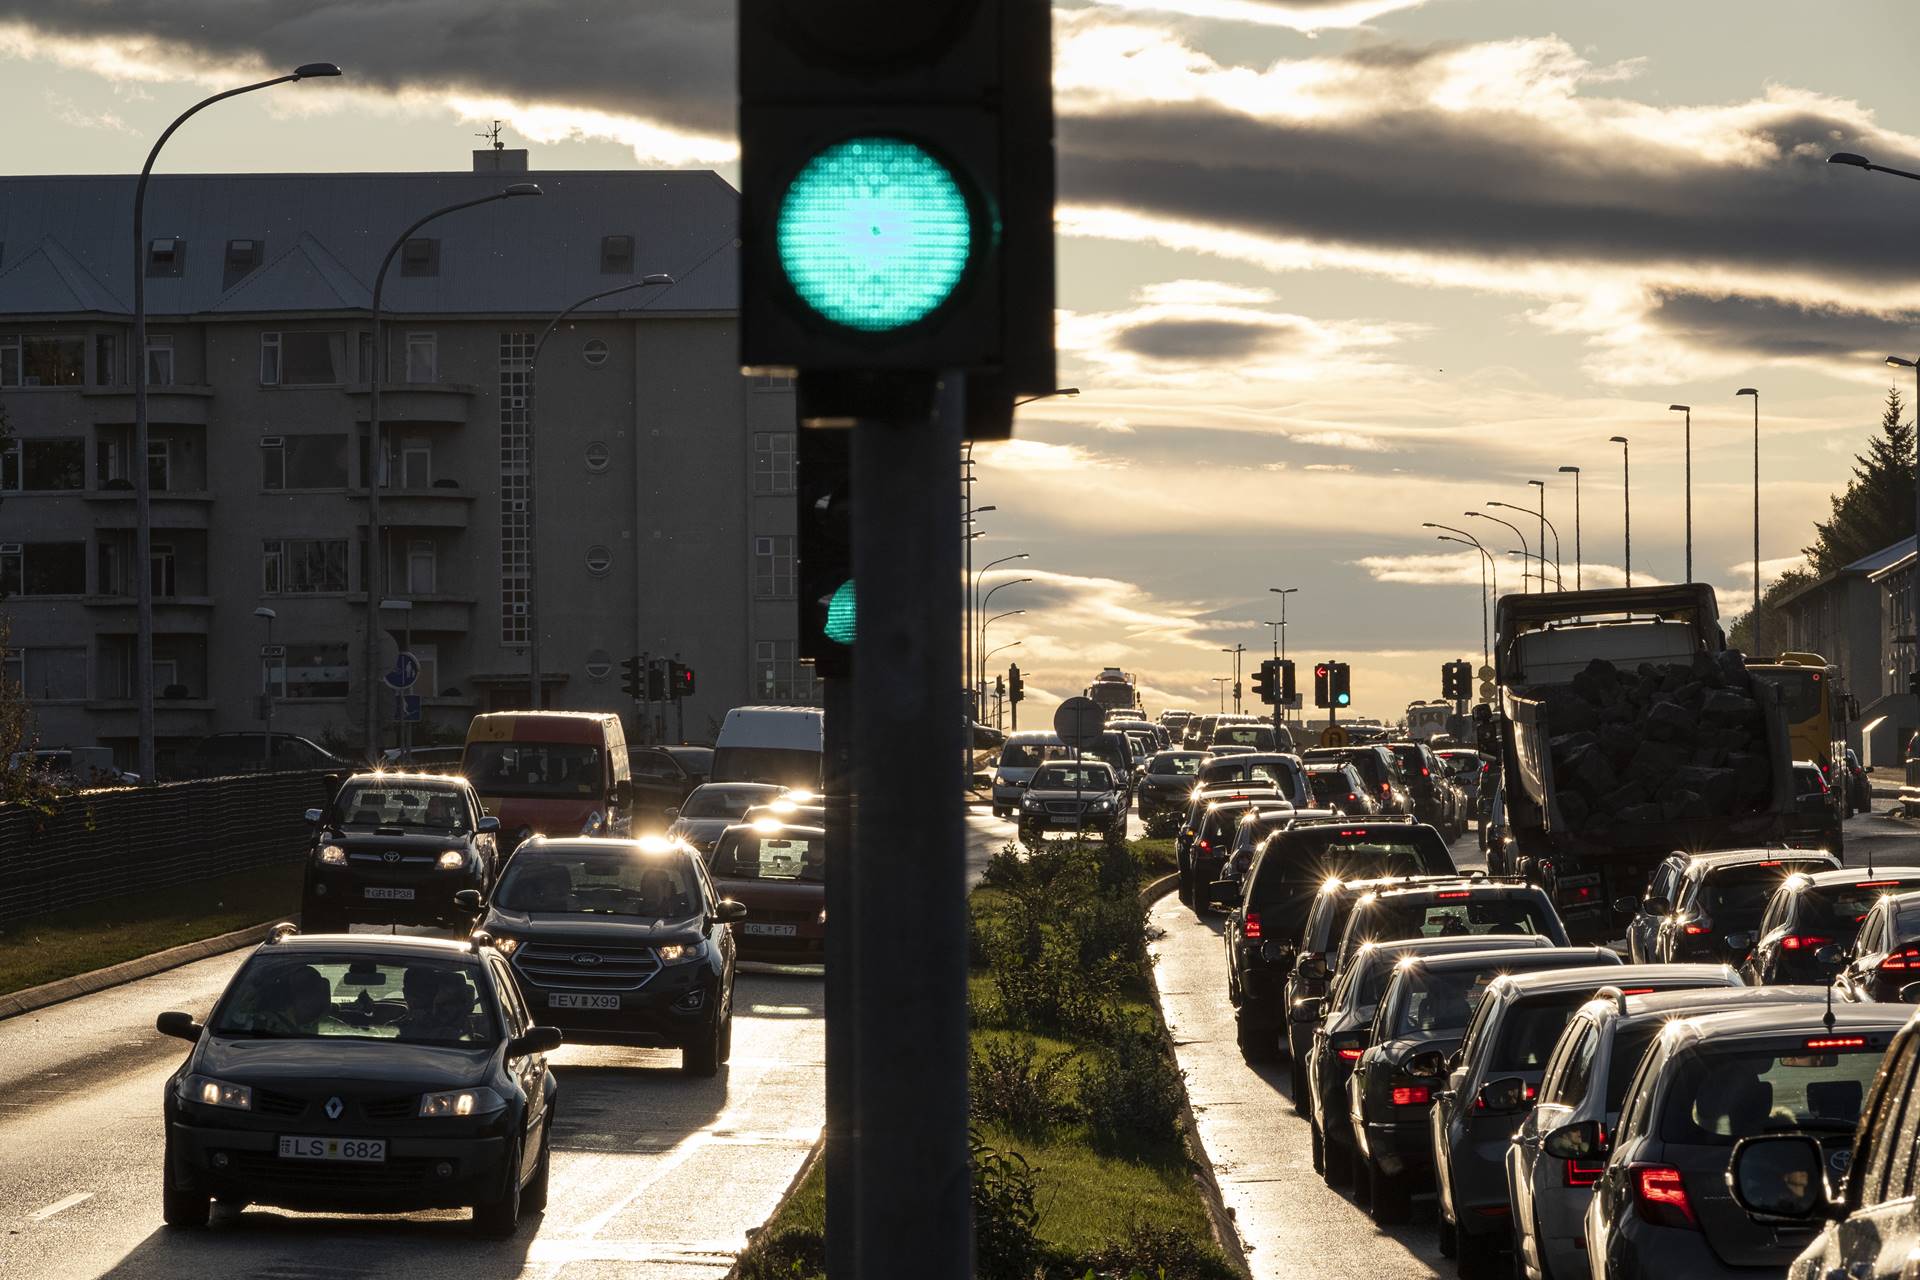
[1805,1036,1867,1050]
[1632,1165,1697,1229]
[1391,1085,1431,1106]
[1564,1158,1605,1188]
[1779,934,1834,951]
[1882,947,1920,971]
[1336,1046,1364,1061]
[1421,767,1430,777]
[1682,919,1710,936]
[1244,912,1263,941]
[1436,891,1471,900]
[1859,880,1905,888]
[1380,783,1391,795]
[1199,840,1212,853]
[1618,987,1655,995]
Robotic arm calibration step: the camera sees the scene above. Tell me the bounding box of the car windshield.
[1033,765,1113,790]
[212,954,496,1045]
[465,742,602,798]
[680,785,782,819]
[333,782,470,833]
[1307,770,1358,802]
[1217,727,1271,746]
[1390,966,1498,1037]
[494,848,698,917]
[1149,753,1202,776]
[1491,993,1596,1070]
[1659,1042,1882,1146]
[1375,895,1562,942]
[1793,768,1827,798]
[1001,742,1067,768]
[1804,882,1920,935]
[711,829,825,882]
[1761,669,1826,724]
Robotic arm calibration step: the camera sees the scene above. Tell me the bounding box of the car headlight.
[1089,798,1113,812]
[491,935,521,956]
[418,1087,506,1119]
[436,850,465,870]
[181,1074,252,1111]
[319,845,347,866]
[656,941,707,965]
[1022,796,1043,810]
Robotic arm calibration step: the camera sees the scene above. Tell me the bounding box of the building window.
[582,338,610,368]
[260,331,344,386]
[755,640,818,704]
[1,439,84,491]
[8,647,88,701]
[753,432,796,495]
[751,373,796,392]
[262,538,349,594]
[148,440,171,493]
[146,237,184,278]
[406,539,437,595]
[398,441,432,490]
[272,642,351,700]
[584,544,613,577]
[754,535,796,599]
[0,542,86,595]
[146,336,175,387]
[600,234,634,274]
[150,543,176,598]
[500,332,534,645]
[584,441,610,473]
[223,237,263,288]
[260,434,348,490]
[0,335,85,387]
[400,238,440,277]
[405,332,437,384]
[94,333,118,386]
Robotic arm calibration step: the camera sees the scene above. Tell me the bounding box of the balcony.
[83,490,214,529]
[353,487,474,530]
[80,385,215,426]
[349,383,478,427]
[83,595,214,630]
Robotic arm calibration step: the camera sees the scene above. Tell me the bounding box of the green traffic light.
[777,136,972,332]
[824,579,857,646]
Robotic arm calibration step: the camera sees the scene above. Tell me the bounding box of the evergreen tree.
[1804,385,1916,574]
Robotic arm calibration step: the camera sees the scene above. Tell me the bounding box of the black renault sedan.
[300,772,501,932]
[157,931,559,1236]
[478,836,744,1076]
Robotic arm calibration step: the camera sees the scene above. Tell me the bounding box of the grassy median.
[736,835,1236,1280]
[0,861,303,997]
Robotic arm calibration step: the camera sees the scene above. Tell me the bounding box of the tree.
[1804,385,1916,574]
[1728,567,1814,656]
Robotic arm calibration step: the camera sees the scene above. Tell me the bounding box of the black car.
[666,781,789,854]
[1647,848,1840,965]
[156,931,559,1236]
[1385,740,1464,837]
[172,731,355,778]
[1136,750,1209,835]
[1742,867,1920,985]
[1785,760,1845,853]
[1210,818,1459,1061]
[1197,752,1311,807]
[627,746,713,823]
[1185,796,1292,912]
[301,772,501,932]
[1305,762,1379,816]
[479,836,744,1075]
[1304,745,1413,815]
[1331,879,1571,979]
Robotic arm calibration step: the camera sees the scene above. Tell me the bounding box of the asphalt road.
[1149,808,1920,1279]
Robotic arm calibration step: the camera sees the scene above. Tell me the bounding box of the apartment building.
[0,155,811,768]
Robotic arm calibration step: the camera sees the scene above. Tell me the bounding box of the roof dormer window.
[146,237,184,278]
[600,234,634,274]
[223,238,264,289]
[400,238,439,277]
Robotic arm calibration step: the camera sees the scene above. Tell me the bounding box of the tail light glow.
[1436,891,1472,900]
[1805,1036,1867,1050]
[1244,912,1263,941]
[1881,947,1920,971]
[1391,1085,1431,1106]
[1632,1164,1698,1229]
[1779,935,1834,951]
[1858,880,1905,888]
[1336,1046,1364,1061]
[1564,1158,1605,1188]
[1618,987,1655,995]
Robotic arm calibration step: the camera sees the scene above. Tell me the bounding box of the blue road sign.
[384,651,419,690]
[393,694,422,723]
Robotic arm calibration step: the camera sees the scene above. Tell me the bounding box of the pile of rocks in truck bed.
[1543,652,1773,832]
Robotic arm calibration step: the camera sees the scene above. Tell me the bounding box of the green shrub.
[1069,892,1147,974]
[973,1130,1044,1280]
[987,924,1123,1037]
[1071,1217,1240,1280]
[1077,1030,1186,1151]
[971,1036,1079,1137]
[732,1225,825,1280]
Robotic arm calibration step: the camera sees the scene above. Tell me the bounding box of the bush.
[974,1130,1044,1280]
[733,1226,825,1280]
[985,923,1123,1037]
[1069,893,1147,974]
[1072,1217,1241,1280]
[971,1036,1079,1137]
[1077,1029,1186,1151]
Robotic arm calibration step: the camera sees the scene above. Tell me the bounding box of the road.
[1149,808,1920,1279]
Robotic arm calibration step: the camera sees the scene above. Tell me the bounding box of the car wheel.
[683,1005,724,1078]
[1235,1015,1277,1061]
[1370,1160,1412,1224]
[471,1134,524,1238]
[523,1114,553,1215]
[1456,1223,1501,1279]
[161,1133,209,1230]
[1176,857,1192,906]
[719,992,735,1065]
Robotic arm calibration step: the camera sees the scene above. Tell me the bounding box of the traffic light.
[1276,659,1296,705]
[673,662,696,699]
[1330,662,1352,708]
[620,656,644,701]
[1233,681,1242,706]
[1313,663,1331,709]
[797,425,855,677]
[1008,664,1024,704]
[646,658,668,703]
[1442,660,1473,701]
[1253,659,1278,705]
[738,0,1056,405]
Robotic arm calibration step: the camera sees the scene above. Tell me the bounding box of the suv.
[1385,740,1466,838]
[1185,796,1294,911]
[1833,888,1920,1004]
[1645,849,1840,965]
[1305,745,1413,815]
[1305,762,1379,816]
[989,731,1068,818]
[1197,753,1311,807]
[1212,722,1291,752]
[627,745,711,822]
[1743,868,1920,986]
[1018,760,1128,846]
[1331,879,1570,981]
[300,772,501,931]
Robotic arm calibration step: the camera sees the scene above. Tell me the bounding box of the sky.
[4,1,1918,723]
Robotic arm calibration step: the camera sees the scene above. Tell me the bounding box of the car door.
[1818,1028,1920,1280]
[1747,887,1791,983]
[487,955,547,1177]
[1633,858,1681,963]
[1845,904,1891,1002]
[628,749,688,819]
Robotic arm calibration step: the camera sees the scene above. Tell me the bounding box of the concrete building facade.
[0,157,810,769]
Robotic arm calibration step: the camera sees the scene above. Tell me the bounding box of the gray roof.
[0,170,739,318]
[1847,535,1917,576]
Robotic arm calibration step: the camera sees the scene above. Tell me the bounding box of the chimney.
[473,149,530,173]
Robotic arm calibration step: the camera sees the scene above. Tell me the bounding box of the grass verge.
[736,836,1236,1280]
[0,861,302,997]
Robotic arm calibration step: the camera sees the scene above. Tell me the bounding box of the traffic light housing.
[646,658,668,703]
[1008,664,1024,704]
[1276,659,1296,705]
[1253,659,1278,705]
[1329,662,1352,708]
[738,0,1055,406]
[797,423,855,678]
[620,656,644,701]
[673,662,696,699]
[1442,660,1473,701]
[1313,663,1331,709]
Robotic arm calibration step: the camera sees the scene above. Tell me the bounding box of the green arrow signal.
[824,580,857,646]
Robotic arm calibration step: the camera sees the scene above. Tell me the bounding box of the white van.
[990,730,1069,817]
[712,706,825,790]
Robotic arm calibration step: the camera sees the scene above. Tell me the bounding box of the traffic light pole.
[844,373,970,1279]
[821,671,858,1280]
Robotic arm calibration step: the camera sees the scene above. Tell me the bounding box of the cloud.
[976,439,1124,473]
[1113,316,1303,361]
[1353,552,1484,586]
[1303,462,1354,471]
[1084,0,1432,33]
[1291,429,1391,452]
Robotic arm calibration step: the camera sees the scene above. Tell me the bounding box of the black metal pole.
[849,373,969,1279]
[822,672,858,1279]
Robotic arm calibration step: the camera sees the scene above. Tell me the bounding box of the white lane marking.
[30,1191,93,1221]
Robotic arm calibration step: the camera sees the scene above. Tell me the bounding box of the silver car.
[988,731,1068,817]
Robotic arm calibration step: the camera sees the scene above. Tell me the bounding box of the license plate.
[364,887,415,900]
[550,992,620,1010]
[279,1135,386,1163]
[744,922,799,937]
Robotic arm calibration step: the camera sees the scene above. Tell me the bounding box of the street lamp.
[981,610,1024,683]
[1267,587,1298,662]
[1610,436,1632,586]
[1505,550,1550,590]
[962,503,997,714]
[1735,388,1760,613]
[1467,511,1530,592]
[131,60,342,785]
[1211,677,1230,712]
[363,183,542,759]
[1557,466,1582,591]
[525,273,674,708]
[1013,387,1080,407]
[1424,523,1494,665]
[1489,499,1560,589]
[253,606,278,767]
[974,552,1026,701]
[1669,404,1692,583]
[979,579,1030,697]
[1829,151,1920,182]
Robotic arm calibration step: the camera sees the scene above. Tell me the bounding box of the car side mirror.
[156,1010,203,1042]
[1613,895,1638,915]
[1206,880,1241,909]
[506,1026,563,1058]
[1724,931,1756,953]
[715,899,749,924]
[1728,1134,1833,1222]
[614,779,634,806]
[665,807,680,821]
[476,816,501,834]
[304,808,324,825]
[1476,1076,1529,1115]
[1406,1050,1447,1078]
[1259,940,1296,967]
[1815,944,1847,967]
[1290,996,1324,1025]
[1900,981,1920,1005]
[1643,896,1671,917]
[1297,954,1329,981]
[1542,1119,1609,1160]
[452,889,484,912]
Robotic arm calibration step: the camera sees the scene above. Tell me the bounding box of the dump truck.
[1493,584,1794,943]
[1086,667,1139,714]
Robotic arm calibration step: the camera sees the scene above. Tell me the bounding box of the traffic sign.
[1052,696,1105,752]
[384,651,419,691]
[1478,681,1497,702]
[259,643,286,659]
[1320,726,1350,748]
[1478,664,1495,682]
[393,694,421,723]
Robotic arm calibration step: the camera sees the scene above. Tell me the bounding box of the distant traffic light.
[646,658,668,703]
[797,425,854,678]
[1330,662,1352,708]
[1314,663,1331,709]
[1276,658,1296,705]
[620,655,644,701]
[1008,664,1025,704]
[1253,659,1278,705]
[675,662,696,699]
[1442,660,1473,701]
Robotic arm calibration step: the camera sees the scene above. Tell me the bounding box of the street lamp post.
[527,274,674,708]
[1610,436,1631,585]
[380,597,415,762]
[1211,677,1230,712]
[1528,480,1547,587]
[1424,523,1493,666]
[973,552,1027,706]
[1267,587,1297,661]
[1669,404,1693,583]
[1221,644,1246,712]
[963,506,997,712]
[253,606,277,767]
[363,184,541,760]
[981,610,1024,691]
[1735,388,1760,614]
[979,579,1030,697]
[1557,466,1582,590]
[1467,511,1530,592]
[131,61,341,784]
[1489,499,1561,589]
[1263,622,1283,659]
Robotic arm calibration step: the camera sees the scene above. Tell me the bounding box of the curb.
[0,918,284,1022]
[1138,871,1255,1280]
